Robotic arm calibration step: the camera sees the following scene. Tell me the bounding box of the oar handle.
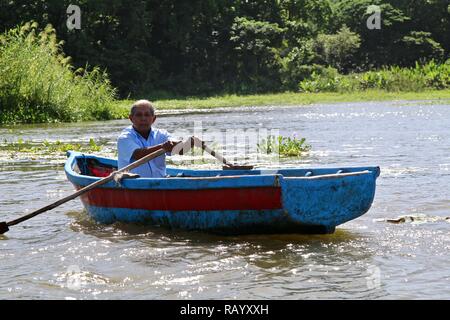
[1,146,168,233]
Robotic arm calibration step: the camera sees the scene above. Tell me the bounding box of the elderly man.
[117,100,179,178]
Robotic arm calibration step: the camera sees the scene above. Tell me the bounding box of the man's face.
[129,105,156,132]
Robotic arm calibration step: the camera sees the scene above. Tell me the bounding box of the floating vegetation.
[378,214,450,225]
[1,138,103,155]
[258,135,311,157]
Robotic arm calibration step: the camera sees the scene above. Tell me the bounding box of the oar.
[189,136,254,170]
[0,147,169,235]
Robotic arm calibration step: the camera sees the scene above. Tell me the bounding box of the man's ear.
[128,114,133,121]
[151,115,157,125]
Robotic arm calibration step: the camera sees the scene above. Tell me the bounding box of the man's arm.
[131,141,180,161]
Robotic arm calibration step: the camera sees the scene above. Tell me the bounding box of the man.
[117,100,179,178]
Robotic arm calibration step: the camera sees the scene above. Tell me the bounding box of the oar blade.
[0,222,9,234]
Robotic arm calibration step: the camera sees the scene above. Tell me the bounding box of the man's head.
[129,100,156,133]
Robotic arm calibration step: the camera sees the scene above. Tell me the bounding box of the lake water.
[1,100,449,299]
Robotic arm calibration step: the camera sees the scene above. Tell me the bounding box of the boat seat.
[77,157,116,177]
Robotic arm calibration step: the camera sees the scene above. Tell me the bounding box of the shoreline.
[114,89,450,116]
[1,90,449,126]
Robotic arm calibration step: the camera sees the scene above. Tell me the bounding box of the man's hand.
[162,140,181,152]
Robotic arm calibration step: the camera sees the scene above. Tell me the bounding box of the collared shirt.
[117,126,171,178]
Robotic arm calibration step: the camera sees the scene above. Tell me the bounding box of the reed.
[0,22,117,124]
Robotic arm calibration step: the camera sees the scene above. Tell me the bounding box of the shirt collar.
[130,126,155,142]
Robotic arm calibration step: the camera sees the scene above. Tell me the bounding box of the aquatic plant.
[258,135,311,157]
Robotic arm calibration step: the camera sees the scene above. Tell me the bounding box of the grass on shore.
[113,89,450,117]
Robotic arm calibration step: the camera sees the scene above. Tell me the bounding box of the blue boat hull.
[65,151,380,234]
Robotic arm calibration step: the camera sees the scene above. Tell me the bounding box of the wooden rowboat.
[65,151,380,235]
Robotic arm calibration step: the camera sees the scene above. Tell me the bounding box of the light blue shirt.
[117,126,171,178]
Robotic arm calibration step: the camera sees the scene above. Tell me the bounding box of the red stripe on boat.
[78,187,282,211]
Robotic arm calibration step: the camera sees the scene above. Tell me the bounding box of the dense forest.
[1,0,449,97]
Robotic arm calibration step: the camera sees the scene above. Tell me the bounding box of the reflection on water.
[70,208,362,247]
[64,209,382,300]
[1,101,450,299]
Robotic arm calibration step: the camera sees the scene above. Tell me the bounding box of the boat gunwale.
[65,151,380,189]
[65,151,282,189]
[284,170,372,180]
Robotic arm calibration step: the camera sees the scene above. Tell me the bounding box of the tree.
[314,25,361,73]
[400,31,445,65]
[0,0,448,96]
[280,0,333,33]
[230,17,285,92]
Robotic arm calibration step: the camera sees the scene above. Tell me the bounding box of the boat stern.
[280,168,379,230]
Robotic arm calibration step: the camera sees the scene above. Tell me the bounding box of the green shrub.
[281,54,324,90]
[0,22,117,124]
[417,60,450,90]
[299,59,450,93]
[314,25,361,73]
[299,67,353,93]
[359,67,427,92]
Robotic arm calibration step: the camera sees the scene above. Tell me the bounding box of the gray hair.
[130,100,155,116]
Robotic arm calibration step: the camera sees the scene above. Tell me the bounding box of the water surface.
[1,100,449,299]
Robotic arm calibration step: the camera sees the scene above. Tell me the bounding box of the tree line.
[1,0,449,97]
